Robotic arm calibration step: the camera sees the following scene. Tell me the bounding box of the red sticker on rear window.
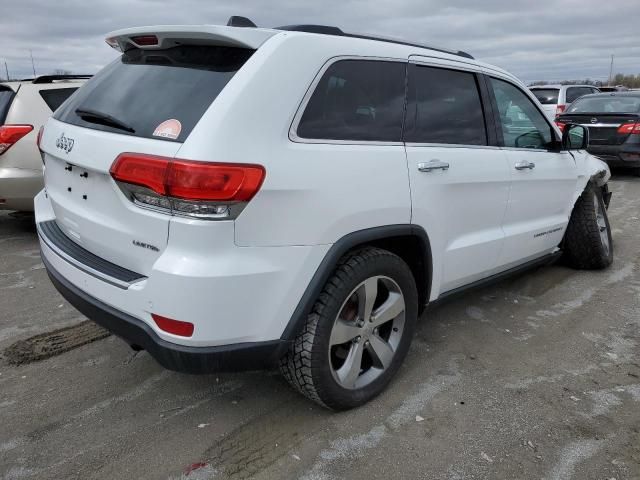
[153,119,182,140]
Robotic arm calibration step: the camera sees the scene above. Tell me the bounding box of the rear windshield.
[0,88,15,124]
[39,88,79,112]
[530,88,559,105]
[567,96,640,113]
[54,45,253,142]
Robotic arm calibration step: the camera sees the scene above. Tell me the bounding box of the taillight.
[131,35,159,46]
[0,125,33,156]
[555,104,566,116]
[110,153,265,220]
[617,122,640,135]
[555,121,566,132]
[152,314,194,337]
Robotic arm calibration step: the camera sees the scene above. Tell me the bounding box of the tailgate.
[41,119,181,276]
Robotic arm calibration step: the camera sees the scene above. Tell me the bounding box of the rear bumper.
[0,168,42,211]
[42,253,288,373]
[588,145,640,168]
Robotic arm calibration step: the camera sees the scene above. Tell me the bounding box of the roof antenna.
[227,16,257,28]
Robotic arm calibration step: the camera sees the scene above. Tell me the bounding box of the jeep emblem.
[55,133,74,154]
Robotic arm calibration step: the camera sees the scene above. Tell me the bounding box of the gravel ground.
[0,176,639,480]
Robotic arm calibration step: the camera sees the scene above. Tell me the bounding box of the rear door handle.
[418,160,450,172]
[514,161,535,170]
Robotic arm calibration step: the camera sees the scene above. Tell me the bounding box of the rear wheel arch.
[281,225,432,343]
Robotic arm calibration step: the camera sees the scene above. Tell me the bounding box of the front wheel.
[280,247,418,410]
[563,183,613,269]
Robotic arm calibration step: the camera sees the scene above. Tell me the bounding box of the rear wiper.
[75,108,135,133]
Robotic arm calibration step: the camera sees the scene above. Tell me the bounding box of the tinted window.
[490,78,554,150]
[0,88,15,124]
[566,87,592,104]
[55,45,253,142]
[405,66,487,145]
[530,88,559,105]
[296,60,405,142]
[567,96,640,113]
[39,88,78,112]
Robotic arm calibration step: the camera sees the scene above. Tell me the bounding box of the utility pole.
[608,54,614,86]
[29,50,36,77]
[4,61,9,81]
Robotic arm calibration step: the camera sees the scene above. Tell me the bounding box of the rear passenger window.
[404,65,487,145]
[296,60,406,142]
[39,88,79,112]
[566,87,591,104]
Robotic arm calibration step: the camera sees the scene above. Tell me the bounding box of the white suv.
[529,84,600,120]
[35,21,613,410]
[0,75,88,211]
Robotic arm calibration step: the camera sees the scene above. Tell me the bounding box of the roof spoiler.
[32,75,92,84]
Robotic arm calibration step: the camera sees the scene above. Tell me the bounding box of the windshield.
[530,88,559,105]
[567,96,640,113]
[54,45,253,142]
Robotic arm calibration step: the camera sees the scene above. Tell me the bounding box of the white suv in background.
[0,75,88,211]
[529,84,600,120]
[36,20,613,410]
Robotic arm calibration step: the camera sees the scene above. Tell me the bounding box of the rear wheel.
[280,247,418,410]
[563,183,613,269]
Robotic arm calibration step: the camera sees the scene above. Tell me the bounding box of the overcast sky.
[2,0,638,84]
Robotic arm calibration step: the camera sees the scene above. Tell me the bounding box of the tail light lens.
[0,125,34,155]
[110,153,265,220]
[555,104,566,116]
[555,121,566,132]
[617,123,640,135]
[152,314,194,337]
[131,35,159,46]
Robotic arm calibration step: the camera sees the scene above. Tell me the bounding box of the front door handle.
[514,161,535,170]
[418,160,450,172]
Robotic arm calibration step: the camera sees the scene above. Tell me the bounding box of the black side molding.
[430,251,562,306]
[280,224,432,342]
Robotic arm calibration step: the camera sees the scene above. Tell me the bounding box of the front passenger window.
[490,78,554,150]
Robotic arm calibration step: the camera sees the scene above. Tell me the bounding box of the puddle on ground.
[3,321,110,365]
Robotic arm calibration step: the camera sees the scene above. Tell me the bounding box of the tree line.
[530,73,640,88]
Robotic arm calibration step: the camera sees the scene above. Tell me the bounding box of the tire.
[563,183,613,269]
[280,247,418,410]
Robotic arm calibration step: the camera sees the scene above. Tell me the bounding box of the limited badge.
[153,119,182,140]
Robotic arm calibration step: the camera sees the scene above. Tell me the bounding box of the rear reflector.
[618,123,640,135]
[131,35,159,46]
[110,153,265,219]
[0,124,33,155]
[152,314,194,337]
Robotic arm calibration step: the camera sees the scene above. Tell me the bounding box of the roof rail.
[32,74,92,84]
[274,24,474,60]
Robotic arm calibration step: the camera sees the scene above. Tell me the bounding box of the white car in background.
[0,75,88,211]
[529,84,600,120]
[36,20,613,410]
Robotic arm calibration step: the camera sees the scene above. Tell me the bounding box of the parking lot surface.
[1,176,639,480]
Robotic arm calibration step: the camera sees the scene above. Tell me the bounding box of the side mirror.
[562,123,589,150]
